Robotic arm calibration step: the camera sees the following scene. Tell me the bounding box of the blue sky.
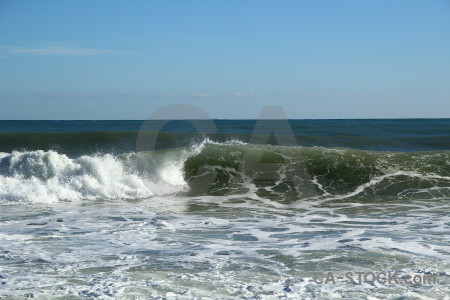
[0,0,449,119]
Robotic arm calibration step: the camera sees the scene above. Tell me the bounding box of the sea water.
[0,120,449,299]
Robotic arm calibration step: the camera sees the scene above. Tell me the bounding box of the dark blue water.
[1,119,450,135]
[1,119,449,152]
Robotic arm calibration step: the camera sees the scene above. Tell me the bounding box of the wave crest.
[0,150,168,203]
[1,141,450,203]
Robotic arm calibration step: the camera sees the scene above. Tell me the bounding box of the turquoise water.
[0,120,449,299]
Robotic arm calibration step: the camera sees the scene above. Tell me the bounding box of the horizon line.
[1,118,450,121]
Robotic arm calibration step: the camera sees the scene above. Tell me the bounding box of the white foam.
[0,150,192,203]
[324,171,450,201]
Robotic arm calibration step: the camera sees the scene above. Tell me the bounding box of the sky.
[0,0,450,119]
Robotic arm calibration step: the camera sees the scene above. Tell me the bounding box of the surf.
[1,140,450,203]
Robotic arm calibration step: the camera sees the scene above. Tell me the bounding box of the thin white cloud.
[298,93,326,98]
[191,92,213,99]
[27,91,270,101]
[233,92,263,99]
[339,92,370,98]
[0,46,122,56]
[33,93,142,99]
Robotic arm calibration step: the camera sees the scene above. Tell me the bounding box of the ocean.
[0,119,449,299]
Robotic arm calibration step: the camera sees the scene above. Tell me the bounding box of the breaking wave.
[1,140,450,203]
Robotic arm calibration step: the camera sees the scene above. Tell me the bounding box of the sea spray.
[1,141,450,203]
